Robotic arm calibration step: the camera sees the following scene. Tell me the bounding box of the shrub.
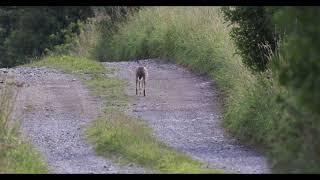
[221,6,278,72]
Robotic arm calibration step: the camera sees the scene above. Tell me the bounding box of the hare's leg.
[143,78,146,96]
[136,77,138,95]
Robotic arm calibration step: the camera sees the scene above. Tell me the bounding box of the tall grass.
[0,83,48,173]
[95,7,253,96]
[46,18,101,60]
[92,6,318,173]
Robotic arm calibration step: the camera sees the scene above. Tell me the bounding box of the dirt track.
[104,59,270,174]
[13,67,147,174]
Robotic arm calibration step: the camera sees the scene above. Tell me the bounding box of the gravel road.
[12,67,148,174]
[103,59,270,174]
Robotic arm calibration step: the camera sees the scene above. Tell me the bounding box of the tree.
[0,6,94,67]
[272,7,320,115]
[221,6,278,72]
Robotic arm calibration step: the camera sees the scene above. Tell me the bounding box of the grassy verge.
[30,55,221,173]
[92,6,314,172]
[0,83,48,173]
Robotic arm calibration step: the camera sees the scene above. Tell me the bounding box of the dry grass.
[0,82,48,173]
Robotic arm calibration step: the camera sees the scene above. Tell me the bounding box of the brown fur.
[136,66,148,96]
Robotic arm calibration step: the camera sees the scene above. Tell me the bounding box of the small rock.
[16,81,25,87]
[0,68,8,73]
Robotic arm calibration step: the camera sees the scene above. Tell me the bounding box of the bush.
[47,6,140,60]
[0,6,94,68]
[272,7,320,116]
[221,6,278,72]
[268,7,320,172]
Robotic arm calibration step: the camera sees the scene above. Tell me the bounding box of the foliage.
[0,6,94,67]
[221,6,278,72]
[272,7,320,116]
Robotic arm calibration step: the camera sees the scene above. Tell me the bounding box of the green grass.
[92,6,319,173]
[87,108,219,173]
[1,140,49,173]
[30,55,222,173]
[0,84,48,173]
[29,55,107,75]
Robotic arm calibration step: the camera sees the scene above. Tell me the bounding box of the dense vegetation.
[0,6,139,68]
[270,7,320,171]
[222,7,320,172]
[0,6,93,67]
[221,6,278,72]
[273,7,320,117]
